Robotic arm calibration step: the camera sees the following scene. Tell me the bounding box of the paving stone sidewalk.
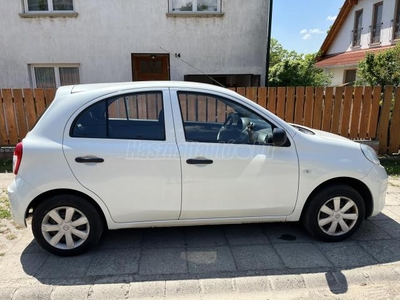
[0,175,399,299]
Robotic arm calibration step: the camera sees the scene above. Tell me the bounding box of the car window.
[71,92,165,140]
[178,92,275,145]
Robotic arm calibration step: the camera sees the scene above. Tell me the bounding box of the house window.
[31,65,80,88]
[25,0,74,12]
[371,2,383,44]
[394,0,400,40]
[352,9,363,47]
[343,69,357,85]
[169,0,221,12]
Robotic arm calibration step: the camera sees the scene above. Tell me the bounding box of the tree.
[269,38,301,68]
[356,44,400,87]
[268,40,331,87]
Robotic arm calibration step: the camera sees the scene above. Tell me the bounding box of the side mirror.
[272,128,287,146]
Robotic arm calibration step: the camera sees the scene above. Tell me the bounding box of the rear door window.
[71,92,165,140]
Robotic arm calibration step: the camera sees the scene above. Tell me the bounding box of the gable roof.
[317,0,358,60]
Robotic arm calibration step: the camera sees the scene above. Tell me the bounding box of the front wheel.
[32,195,104,256]
[302,185,365,242]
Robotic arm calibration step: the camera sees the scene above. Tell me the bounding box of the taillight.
[13,142,23,175]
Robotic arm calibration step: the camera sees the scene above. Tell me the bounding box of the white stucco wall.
[324,66,359,86]
[328,0,396,55]
[0,0,269,88]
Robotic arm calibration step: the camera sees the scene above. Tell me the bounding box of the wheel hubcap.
[317,197,359,236]
[41,206,90,250]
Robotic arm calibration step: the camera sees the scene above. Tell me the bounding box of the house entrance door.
[131,54,170,81]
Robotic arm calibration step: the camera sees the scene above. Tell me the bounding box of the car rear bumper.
[7,175,39,228]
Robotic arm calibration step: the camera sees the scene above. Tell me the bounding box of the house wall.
[328,0,396,55]
[0,0,269,88]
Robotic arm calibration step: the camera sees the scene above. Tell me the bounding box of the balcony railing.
[351,28,362,47]
[370,23,382,44]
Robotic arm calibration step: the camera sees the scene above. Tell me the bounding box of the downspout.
[265,0,274,86]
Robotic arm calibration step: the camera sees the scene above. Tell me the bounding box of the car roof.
[63,81,229,95]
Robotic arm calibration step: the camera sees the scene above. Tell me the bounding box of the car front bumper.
[365,163,388,217]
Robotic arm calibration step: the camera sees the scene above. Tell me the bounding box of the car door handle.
[186,158,213,165]
[75,157,104,163]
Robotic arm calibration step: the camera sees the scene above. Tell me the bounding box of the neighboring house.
[0,0,270,88]
[316,0,399,86]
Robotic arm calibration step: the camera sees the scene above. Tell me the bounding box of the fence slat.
[13,89,28,142]
[322,87,333,132]
[389,88,400,154]
[378,86,394,153]
[340,87,353,137]
[236,87,246,97]
[285,87,295,123]
[313,87,324,130]
[258,87,267,108]
[23,89,37,130]
[304,87,314,127]
[331,87,343,135]
[350,86,363,139]
[267,87,276,114]
[276,87,286,119]
[369,86,381,139]
[44,88,56,106]
[359,86,372,139]
[2,89,18,145]
[245,87,257,103]
[34,89,46,117]
[0,90,8,145]
[294,87,305,124]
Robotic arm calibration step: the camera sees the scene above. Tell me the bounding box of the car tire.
[302,185,365,242]
[32,194,104,256]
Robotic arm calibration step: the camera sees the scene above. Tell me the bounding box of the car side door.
[62,89,182,223]
[169,88,299,220]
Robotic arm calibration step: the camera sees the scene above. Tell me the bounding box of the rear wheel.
[32,195,104,256]
[302,185,365,242]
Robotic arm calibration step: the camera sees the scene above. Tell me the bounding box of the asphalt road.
[0,175,400,299]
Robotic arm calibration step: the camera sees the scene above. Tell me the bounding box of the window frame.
[343,69,357,85]
[393,0,400,41]
[370,1,383,45]
[352,9,363,47]
[30,64,80,88]
[21,0,77,18]
[70,92,166,141]
[168,0,222,14]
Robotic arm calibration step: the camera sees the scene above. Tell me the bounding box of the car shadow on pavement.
[15,212,400,295]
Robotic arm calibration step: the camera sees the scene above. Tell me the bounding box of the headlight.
[360,144,380,165]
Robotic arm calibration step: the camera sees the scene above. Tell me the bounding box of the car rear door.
[169,88,299,219]
[62,88,181,223]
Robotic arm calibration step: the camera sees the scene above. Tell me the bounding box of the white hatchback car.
[8,82,387,256]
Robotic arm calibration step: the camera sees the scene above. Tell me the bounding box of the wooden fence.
[0,86,399,154]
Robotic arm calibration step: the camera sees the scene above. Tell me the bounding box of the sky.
[271,0,344,54]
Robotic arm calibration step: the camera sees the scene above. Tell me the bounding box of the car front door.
[63,89,181,223]
[169,89,299,219]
